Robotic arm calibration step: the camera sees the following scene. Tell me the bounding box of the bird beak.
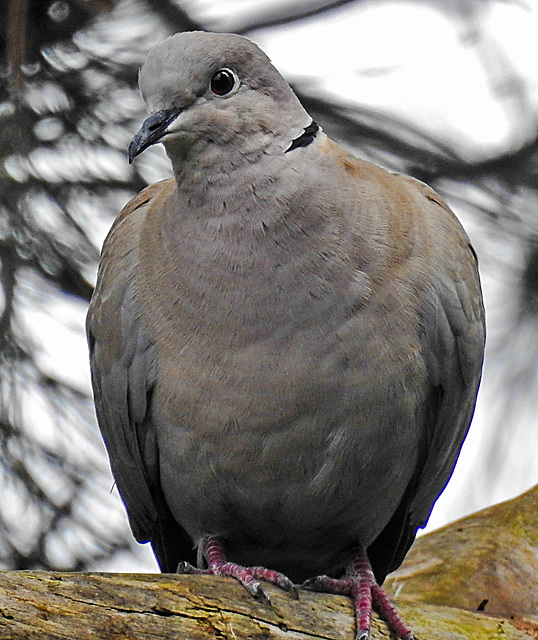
[128,108,182,163]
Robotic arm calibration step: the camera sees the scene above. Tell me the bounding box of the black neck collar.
[286,121,319,153]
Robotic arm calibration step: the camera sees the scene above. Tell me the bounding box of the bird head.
[128,31,311,166]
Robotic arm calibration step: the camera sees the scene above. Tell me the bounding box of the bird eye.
[210,69,236,96]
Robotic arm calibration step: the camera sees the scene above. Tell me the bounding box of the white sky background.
[20,0,538,570]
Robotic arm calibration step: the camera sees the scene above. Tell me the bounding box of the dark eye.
[210,69,236,96]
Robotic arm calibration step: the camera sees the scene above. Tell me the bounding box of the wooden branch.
[0,570,535,639]
[385,483,538,638]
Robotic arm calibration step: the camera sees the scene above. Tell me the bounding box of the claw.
[247,581,270,602]
[250,566,299,598]
[300,547,412,640]
[287,584,300,600]
[176,561,211,575]
[182,536,298,604]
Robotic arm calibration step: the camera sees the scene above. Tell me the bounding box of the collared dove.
[87,31,485,640]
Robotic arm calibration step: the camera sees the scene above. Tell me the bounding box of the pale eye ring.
[210,68,236,96]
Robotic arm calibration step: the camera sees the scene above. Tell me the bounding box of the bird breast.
[130,158,427,565]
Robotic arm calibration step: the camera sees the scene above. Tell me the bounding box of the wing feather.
[87,181,199,571]
[369,179,485,582]
[87,183,167,544]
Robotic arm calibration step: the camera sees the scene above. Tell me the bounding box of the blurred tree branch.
[6,0,28,90]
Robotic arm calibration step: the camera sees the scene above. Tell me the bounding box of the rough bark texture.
[0,570,536,640]
[385,483,538,635]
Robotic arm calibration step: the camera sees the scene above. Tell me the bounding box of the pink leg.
[351,550,375,638]
[176,535,298,600]
[302,546,413,640]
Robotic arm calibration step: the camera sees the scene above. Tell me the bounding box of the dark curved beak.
[128,108,182,163]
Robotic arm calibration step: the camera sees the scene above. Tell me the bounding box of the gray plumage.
[87,29,484,610]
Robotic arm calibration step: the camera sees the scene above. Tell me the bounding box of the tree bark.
[0,570,535,639]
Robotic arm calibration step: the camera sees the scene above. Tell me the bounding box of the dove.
[87,31,485,640]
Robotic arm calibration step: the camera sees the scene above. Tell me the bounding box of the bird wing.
[87,179,195,571]
[368,176,485,582]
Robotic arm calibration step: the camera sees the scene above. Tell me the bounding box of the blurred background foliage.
[0,0,537,571]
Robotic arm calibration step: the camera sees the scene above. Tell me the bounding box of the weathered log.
[385,483,538,636]
[0,569,536,639]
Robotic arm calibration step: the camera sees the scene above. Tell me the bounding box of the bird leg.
[302,546,413,640]
[176,534,298,601]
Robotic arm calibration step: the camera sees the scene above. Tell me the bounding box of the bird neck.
[152,141,350,294]
[167,146,309,229]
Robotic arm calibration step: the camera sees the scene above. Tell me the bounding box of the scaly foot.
[177,535,298,601]
[302,546,413,640]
